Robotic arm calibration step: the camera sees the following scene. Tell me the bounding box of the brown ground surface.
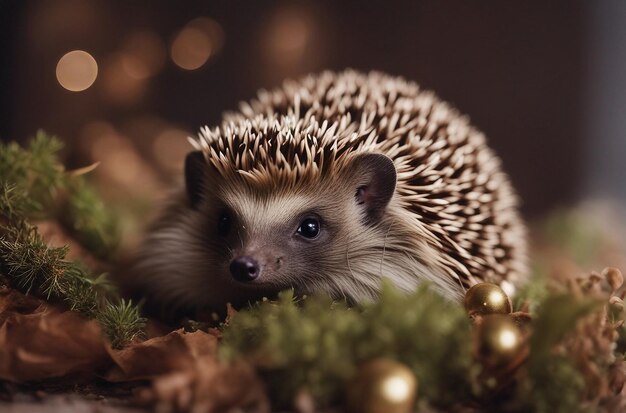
[0,381,145,413]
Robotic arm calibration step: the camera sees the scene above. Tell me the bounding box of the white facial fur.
[128,173,462,318]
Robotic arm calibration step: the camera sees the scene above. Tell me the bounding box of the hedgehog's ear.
[352,153,397,222]
[184,151,207,208]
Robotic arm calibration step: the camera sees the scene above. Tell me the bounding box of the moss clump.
[220,284,476,408]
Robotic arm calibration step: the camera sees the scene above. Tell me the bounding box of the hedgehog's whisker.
[331,276,349,303]
[226,246,235,258]
[236,229,244,250]
[345,239,356,281]
[380,220,395,278]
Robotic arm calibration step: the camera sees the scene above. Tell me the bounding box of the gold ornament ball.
[464,283,512,315]
[346,358,418,413]
[474,314,523,368]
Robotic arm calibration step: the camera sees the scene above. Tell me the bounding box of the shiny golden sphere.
[474,314,523,367]
[464,283,512,315]
[346,358,418,413]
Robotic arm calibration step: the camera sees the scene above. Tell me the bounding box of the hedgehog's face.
[184,151,397,306]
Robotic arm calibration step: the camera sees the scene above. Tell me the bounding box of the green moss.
[0,130,119,258]
[221,284,475,408]
[97,299,146,349]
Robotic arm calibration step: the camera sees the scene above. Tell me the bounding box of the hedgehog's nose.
[230,256,260,282]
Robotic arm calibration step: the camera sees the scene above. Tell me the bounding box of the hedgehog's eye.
[218,211,231,237]
[296,218,320,239]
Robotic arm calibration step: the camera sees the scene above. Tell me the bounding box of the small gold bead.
[464,283,512,315]
[474,314,523,368]
[346,358,417,413]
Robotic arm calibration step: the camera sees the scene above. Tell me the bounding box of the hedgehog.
[125,70,527,318]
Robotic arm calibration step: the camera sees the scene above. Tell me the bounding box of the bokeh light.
[120,54,150,80]
[263,7,311,67]
[121,31,166,79]
[152,129,193,172]
[101,54,148,105]
[171,17,223,70]
[82,121,152,190]
[56,50,98,92]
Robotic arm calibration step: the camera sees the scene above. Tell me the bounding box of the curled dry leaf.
[108,329,269,412]
[0,288,109,382]
[0,288,269,412]
[555,269,626,404]
[144,359,269,413]
[604,267,624,292]
[105,329,219,382]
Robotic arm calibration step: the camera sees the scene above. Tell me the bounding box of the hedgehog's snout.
[230,256,261,282]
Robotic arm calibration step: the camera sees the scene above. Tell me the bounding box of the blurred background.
[0,0,625,270]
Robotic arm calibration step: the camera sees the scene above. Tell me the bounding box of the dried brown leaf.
[0,289,109,382]
[604,267,624,292]
[145,359,269,413]
[105,329,219,382]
